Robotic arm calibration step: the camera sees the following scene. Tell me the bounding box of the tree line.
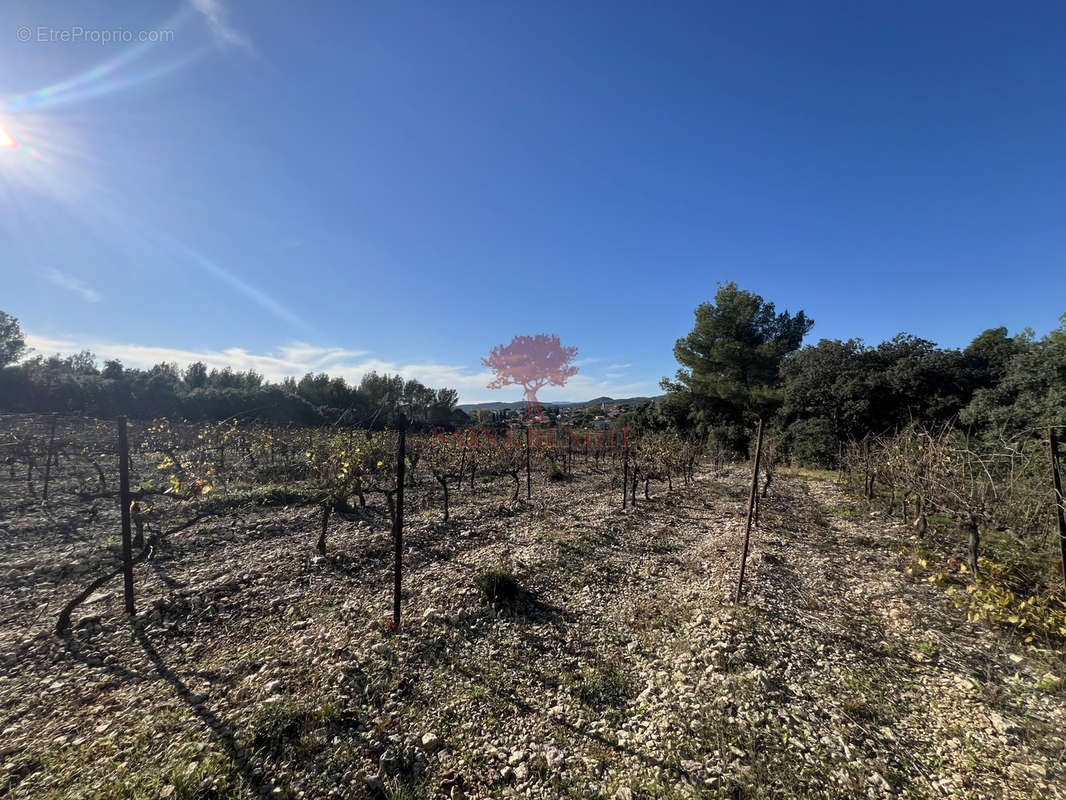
[4,289,1063,455]
[0,311,468,430]
[614,281,1065,465]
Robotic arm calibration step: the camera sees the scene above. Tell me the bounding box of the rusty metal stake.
[735,419,764,605]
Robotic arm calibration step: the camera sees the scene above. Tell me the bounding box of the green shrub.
[782,417,839,468]
[547,463,572,482]
[474,569,520,604]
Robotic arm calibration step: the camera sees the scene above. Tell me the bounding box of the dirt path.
[1,468,1063,799]
[728,476,1066,800]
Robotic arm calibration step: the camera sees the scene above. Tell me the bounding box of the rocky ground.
[1,461,1064,799]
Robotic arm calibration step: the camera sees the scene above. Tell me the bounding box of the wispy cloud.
[607,363,632,370]
[23,334,497,400]
[46,269,100,303]
[189,0,251,50]
[23,334,370,382]
[157,234,311,335]
[22,333,655,404]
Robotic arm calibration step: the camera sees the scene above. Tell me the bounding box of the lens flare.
[0,6,198,197]
[0,7,195,115]
[0,7,289,337]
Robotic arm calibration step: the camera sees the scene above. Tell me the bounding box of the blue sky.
[2,1,1064,403]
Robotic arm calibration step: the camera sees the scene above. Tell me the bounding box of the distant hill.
[458,395,660,412]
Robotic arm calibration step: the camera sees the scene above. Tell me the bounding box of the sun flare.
[0,127,17,149]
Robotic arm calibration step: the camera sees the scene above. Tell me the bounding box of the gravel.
[0,463,1063,798]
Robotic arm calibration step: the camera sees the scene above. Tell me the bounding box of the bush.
[702,422,752,461]
[782,417,839,468]
[474,569,520,604]
[547,463,571,482]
